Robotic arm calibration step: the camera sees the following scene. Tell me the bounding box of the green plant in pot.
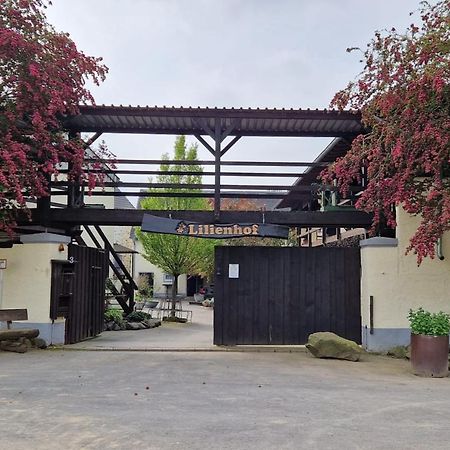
[408,307,450,377]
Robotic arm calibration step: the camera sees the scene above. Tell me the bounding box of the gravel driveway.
[0,349,449,449]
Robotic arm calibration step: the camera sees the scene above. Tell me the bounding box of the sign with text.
[228,264,239,279]
[141,214,289,239]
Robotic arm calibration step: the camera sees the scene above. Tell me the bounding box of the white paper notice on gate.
[228,264,239,279]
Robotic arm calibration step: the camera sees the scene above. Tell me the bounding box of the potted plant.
[408,307,450,377]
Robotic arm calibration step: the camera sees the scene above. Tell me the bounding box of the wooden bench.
[0,309,40,353]
[0,308,28,329]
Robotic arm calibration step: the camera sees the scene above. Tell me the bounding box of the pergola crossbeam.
[21,208,372,228]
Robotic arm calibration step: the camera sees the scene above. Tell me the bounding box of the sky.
[46,0,425,202]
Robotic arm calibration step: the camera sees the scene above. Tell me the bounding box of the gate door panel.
[64,244,108,344]
[214,246,361,346]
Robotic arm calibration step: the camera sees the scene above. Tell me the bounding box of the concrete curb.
[60,345,307,353]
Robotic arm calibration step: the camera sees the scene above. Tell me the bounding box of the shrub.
[126,311,152,322]
[137,274,153,298]
[408,307,450,336]
[104,309,124,324]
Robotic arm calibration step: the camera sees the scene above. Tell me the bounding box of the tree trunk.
[170,274,179,318]
[0,329,39,341]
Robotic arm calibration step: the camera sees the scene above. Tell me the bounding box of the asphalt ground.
[0,349,449,450]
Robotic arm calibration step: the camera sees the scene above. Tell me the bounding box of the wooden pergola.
[13,104,371,313]
[25,104,369,228]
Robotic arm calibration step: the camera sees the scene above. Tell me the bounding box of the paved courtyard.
[71,303,214,350]
[1,348,450,450]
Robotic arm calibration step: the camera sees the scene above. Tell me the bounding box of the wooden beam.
[74,104,362,121]
[23,208,373,228]
[50,181,363,192]
[50,192,301,199]
[83,159,329,167]
[64,126,358,138]
[194,134,214,155]
[194,118,216,140]
[221,135,241,156]
[59,169,303,177]
[83,132,103,148]
[220,118,241,143]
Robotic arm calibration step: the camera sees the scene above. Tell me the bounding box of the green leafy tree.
[136,136,218,316]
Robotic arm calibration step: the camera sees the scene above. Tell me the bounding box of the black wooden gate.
[214,246,361,345]
[52,244,108,344]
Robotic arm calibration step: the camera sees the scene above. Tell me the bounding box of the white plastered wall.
[0,243,67,344]
[361,207,450,350]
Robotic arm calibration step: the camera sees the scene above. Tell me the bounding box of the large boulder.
[306,332,362,362]
[32,338,48,349]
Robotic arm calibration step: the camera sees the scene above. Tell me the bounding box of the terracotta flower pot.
[410,334,449,377]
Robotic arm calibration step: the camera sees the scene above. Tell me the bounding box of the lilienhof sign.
[141,214,289,239]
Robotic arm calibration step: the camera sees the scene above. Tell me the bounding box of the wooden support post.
[214,118,222,221]
[67,131,84,209]
[36,173,51,227]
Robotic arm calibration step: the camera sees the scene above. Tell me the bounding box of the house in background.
[131,228,188,299]
[277,137,372,247]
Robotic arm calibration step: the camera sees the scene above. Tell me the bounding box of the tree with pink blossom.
[323,0,450,263]
[0,0,108,232]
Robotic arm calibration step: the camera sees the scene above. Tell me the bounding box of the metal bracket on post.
[369,295,374,335]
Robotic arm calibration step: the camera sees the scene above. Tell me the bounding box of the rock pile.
[104,318,161,331]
